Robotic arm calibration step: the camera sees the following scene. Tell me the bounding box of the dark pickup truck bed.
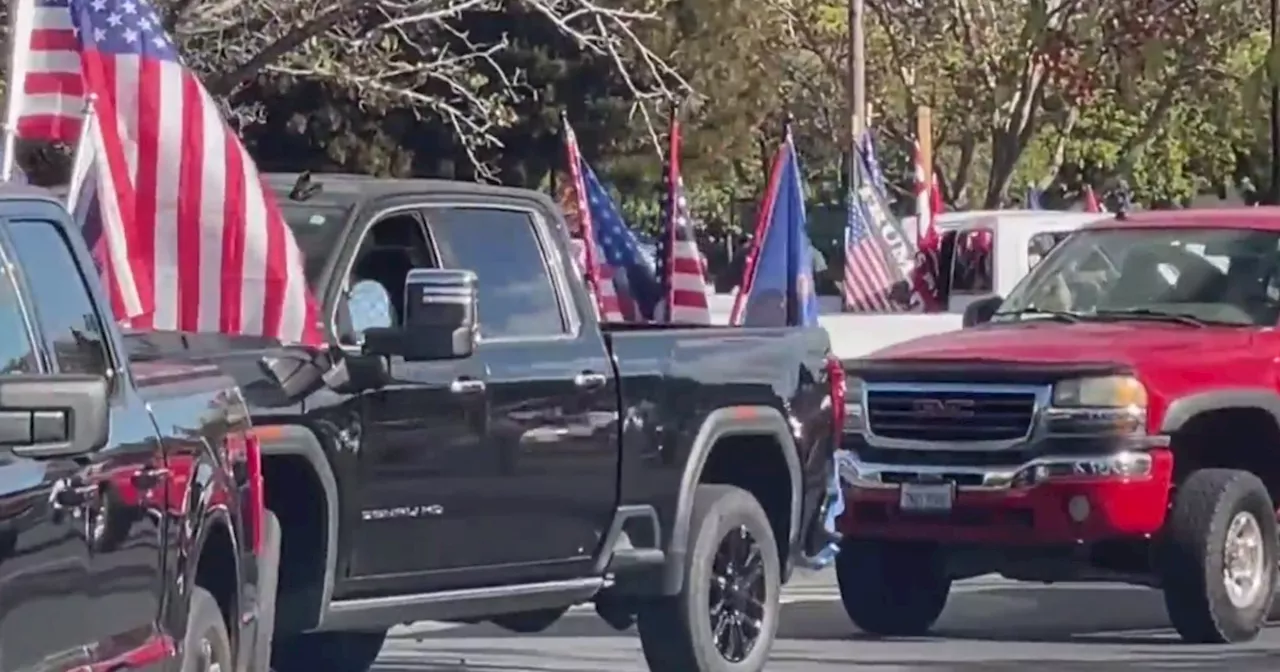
[150,174,841,672]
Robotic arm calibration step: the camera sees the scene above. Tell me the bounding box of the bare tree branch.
[161,0,692,178]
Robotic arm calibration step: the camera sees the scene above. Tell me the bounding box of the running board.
[316,577,605,632]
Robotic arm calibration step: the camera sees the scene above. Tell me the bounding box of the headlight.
[843,376,866,432]
[1052,375,1147,409]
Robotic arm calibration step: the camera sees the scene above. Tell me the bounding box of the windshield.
[996,227,1280,326]
[279,202,353,284]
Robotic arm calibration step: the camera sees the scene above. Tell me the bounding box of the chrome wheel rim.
[709,525,766,662]
[1223,511,1267,609]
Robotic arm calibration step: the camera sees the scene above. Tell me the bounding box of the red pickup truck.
[836,209,1280,644]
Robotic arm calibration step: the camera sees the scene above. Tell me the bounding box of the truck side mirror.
[962,295,1003,327]
[364,268,478,362]
[0,374,109,459]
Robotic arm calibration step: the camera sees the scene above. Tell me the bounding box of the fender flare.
[1160,388,1280,435]
[257,424,341,631]
[663,405,802,595]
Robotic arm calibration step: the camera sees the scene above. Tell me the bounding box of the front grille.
[866,385,1040,443]
[858,446,1035,468]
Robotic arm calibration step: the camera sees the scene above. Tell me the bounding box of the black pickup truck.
[0,186,280,672]
[190,172,838,672]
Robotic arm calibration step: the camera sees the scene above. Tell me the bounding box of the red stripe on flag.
[30,27,79,50]
[82,50,152,321]
[176,74,204,331]
[220,129,247,334]
[261,169,289,338]
[133,56,162,328]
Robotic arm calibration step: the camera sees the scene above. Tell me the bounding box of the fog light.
[1067,495,1091,523]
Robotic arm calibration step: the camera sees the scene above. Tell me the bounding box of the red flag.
[911,143,943,311]
[21,0,320,344]
[1083,185,1103,213]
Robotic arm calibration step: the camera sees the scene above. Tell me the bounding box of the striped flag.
[654,108,710,324]
[843,191,901,312]
[911,142,943,310]
[560,120,657,322]
[16,0,85,142]
[16,0,320,344]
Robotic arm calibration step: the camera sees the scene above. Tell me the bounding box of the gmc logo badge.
[911,398,977,418]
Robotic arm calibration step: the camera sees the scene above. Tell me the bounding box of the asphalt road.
[374,570,1280,671]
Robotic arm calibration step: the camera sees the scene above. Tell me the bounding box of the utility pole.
[1271,0,1280,203]
[848,0,865,186]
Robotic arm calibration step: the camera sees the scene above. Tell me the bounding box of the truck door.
[336,207,492,584]
[426,205,618,578]
[0,222,94,671]
[3,218,170,671]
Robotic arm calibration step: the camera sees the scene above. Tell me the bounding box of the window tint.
[0,261,37,374]
[427,208,566,339]
[8,220,110,374]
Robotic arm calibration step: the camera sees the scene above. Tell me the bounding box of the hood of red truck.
[870,321,1256,366]
[864,321,1276,426]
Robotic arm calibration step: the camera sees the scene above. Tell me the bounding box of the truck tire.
[636,484,781,672]
[270,630,388,672]
[835,539,950,636]
[180,587,234,672]
[1159,468,1277,644]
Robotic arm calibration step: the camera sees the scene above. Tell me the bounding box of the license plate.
[899,483,954,513]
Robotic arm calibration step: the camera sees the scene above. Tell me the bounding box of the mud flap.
[248,510,282,672]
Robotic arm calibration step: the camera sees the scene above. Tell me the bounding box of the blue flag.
[732,133,819,327]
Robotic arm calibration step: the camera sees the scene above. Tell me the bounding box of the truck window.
[7,220,110,375]
[1028,231,1071,269]
[427,207,567,339]
[0,260,37,374]
[951,228,994,294]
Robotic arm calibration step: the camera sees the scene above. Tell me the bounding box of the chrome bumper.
[839,449,1159,492]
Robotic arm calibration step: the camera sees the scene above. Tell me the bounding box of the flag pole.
[1,0,37,181]
[66,96,99,213]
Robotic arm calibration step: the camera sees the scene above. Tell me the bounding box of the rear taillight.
[244,432,265,555]
[825,354,846,436]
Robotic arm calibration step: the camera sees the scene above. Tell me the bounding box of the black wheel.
[836,539,950,636]
[636,484,781,672]
[1159,468,1277,643]
[270,630,388,672]
[180,587,234,672]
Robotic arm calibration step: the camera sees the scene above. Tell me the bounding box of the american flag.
[654,112,710,324]
[843,191,900,312]
[17,0,85,142]
[19,0,320,343]
[561,121,655,322]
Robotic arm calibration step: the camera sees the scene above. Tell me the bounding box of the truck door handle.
[573,372,607,390]
[449,378,486,395]
[131,466,170,490]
